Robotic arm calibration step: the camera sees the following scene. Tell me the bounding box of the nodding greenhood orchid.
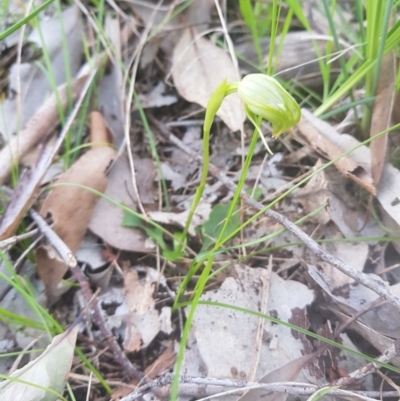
[207,74,301,154]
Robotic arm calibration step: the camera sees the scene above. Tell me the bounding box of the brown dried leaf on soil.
[171,27,244,132]
[144,342,176,380]
[123,267,160,353]
[370,51,396,186]
[296,109,375,194]
[36,112,116,301]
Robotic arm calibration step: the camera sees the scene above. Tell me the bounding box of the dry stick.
[151,119,400,311]
[332,344,398,388]
[120,373,399,401]
[29,210,143,382]
[327,296,400,387]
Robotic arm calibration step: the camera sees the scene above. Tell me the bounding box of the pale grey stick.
[119,373,399,401]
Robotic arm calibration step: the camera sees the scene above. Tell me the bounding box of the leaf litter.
[1,1,400,401]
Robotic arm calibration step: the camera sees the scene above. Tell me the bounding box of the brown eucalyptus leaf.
[370,51,396,186]
[40,145,116,251]
[297,109,375,194]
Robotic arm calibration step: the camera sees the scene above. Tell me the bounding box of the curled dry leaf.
[370,52,396,186]
[297,109,400,252]
[172,28,244,132]
[296,109,375,194]
[39,145,116,250]
[0,325,78,401]
[36,112,116,301]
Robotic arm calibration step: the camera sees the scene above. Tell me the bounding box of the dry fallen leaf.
[40,145,116,250]
[297,109,375,194]
[189,265,315,381]
[172,27,244,132]
[88,156,153,253]
[0,325,78,401]
[123,267,160,353]
[36,112,116,301]
[370,51,396,186]
[295,160,383,240]
[147,202,211,237]
[144,342,176,380]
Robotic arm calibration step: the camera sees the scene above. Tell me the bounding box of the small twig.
[119,373,400,401]
[30,210,144,382]
[0,228,39,250]
[152,120,400,311]
[331,342,399,388]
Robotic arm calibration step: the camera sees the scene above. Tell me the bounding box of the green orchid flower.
[236,73,301,138]
[225,73,301,153]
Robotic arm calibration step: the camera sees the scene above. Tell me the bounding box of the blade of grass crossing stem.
[0,0,55,40]
[177,80,228,254]
[190,120,400,262]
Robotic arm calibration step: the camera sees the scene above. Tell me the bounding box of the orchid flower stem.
[171,74,301,401]
[178,80,229,253]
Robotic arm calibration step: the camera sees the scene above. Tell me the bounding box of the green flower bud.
[237,74,301,137]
